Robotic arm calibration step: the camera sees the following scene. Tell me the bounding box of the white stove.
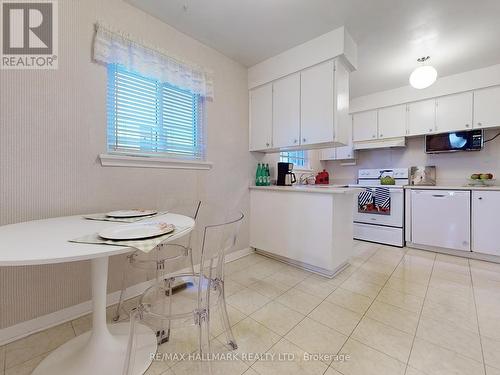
[349,168,409,247]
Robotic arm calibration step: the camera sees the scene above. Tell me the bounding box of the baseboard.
[0,247,254,346]
[406,242,500,264]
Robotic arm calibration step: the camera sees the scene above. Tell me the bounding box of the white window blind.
[280,151,308,168]
[107,64,205,159]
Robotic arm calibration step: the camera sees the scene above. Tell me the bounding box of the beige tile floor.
[2,240,500,375]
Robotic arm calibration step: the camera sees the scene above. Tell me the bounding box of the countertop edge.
[404,185,500,191]
[249,185,361,194]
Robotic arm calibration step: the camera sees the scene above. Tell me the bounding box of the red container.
[315,169,330,184]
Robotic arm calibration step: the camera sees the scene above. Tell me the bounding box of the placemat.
[69,225,190,253]
[83,211,168,223]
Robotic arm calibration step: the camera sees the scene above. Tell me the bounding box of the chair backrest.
[167,199,202,220]
[195,206,244,306]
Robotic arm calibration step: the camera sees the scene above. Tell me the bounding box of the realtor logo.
[1,0,58,69]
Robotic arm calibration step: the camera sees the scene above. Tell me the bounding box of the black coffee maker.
[277,162,297,186]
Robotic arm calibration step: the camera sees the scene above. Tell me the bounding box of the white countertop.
[249,185,360,194]
[404,185,500,191]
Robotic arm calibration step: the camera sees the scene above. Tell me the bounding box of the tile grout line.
[323,245,411,372]
[248,243,377,375]
[469,259,489,375]
[402,252,436,375]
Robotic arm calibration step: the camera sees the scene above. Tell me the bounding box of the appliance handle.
[431,194,447,198]
[291,173,296,184]
[378,169,394,179]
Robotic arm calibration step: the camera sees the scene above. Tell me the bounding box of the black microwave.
[425,129,483,153]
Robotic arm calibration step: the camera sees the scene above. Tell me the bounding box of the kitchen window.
[280,150,309,169]
[106,64,205,160]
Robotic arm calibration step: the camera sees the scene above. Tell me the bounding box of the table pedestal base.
[32,322,156,375]
[33,257,157,375]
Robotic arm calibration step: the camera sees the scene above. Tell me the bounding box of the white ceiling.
[126,0,500,97]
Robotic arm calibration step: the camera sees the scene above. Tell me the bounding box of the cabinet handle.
[428,128,433,132]
[478,197,483,200]
[302,138,306,143]
[465,124,470,128]
[372,134,376,138]
[477,122,482,127]
[294,139,298,144]
[380,134,384,137]
[432,194,446,197]
[266,142,270,147]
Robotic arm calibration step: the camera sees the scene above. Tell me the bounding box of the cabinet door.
[474,86,500,129]
[335,145,355,160]
[272,73,300,148]
[411,190,471,251]
[436,92,473,133]
[352,111,378,142]
[378,105,406,139]
[249,84,273,151]
[300,60,334,145]
[320,148,336,160]
[407,99,436,136]
[472,191,500,256]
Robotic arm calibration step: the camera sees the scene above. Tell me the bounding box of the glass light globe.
[409,65,438,89]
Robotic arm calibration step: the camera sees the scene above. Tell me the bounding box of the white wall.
[323,130,500,185]
[0,0,250,328]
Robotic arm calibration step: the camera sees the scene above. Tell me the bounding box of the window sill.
[294,168,314,173]
[99,154,213,170]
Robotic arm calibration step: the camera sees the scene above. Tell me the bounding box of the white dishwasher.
[411,190,471,251]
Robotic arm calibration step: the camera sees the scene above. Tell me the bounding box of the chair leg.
[123,308,139,375]
[196,308,210,355]
[188,247,195,275]
[219,282,238,350]
[158,278,173,344]
[114,255,131,322]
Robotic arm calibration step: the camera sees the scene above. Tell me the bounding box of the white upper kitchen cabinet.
[474,86,500,129]
[249,83,273,151]
[407,99,436,136]
[352,110,378,142]
[335,145,355,160]
[472,191,500,256]
[272,73,301,148]
[435,92,473,133]
[377,105,407,139]
[300,60,335,146]
[320,147,336,160]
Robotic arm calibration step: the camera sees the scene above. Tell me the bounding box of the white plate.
[99,222,175,240]
[105,209,158,218]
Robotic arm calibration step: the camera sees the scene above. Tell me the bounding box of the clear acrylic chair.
[122,208,244,375]
[113,200,201,325]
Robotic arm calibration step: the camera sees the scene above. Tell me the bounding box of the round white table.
[0,213,195,375]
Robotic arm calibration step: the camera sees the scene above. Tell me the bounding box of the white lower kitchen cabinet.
[472,191,500,256]
[250,186,359,277]
[410,190,471,251]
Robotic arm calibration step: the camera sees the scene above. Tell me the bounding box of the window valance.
[93,23,214,100]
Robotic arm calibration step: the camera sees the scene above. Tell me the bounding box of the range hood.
[353,137,406,150]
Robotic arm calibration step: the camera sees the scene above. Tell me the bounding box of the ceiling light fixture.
[409,56,437,89]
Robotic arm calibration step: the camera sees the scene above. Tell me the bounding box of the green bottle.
[265,164,271,186]
[256,163,262,186]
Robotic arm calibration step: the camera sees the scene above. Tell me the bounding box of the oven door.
[353,188,404,228]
